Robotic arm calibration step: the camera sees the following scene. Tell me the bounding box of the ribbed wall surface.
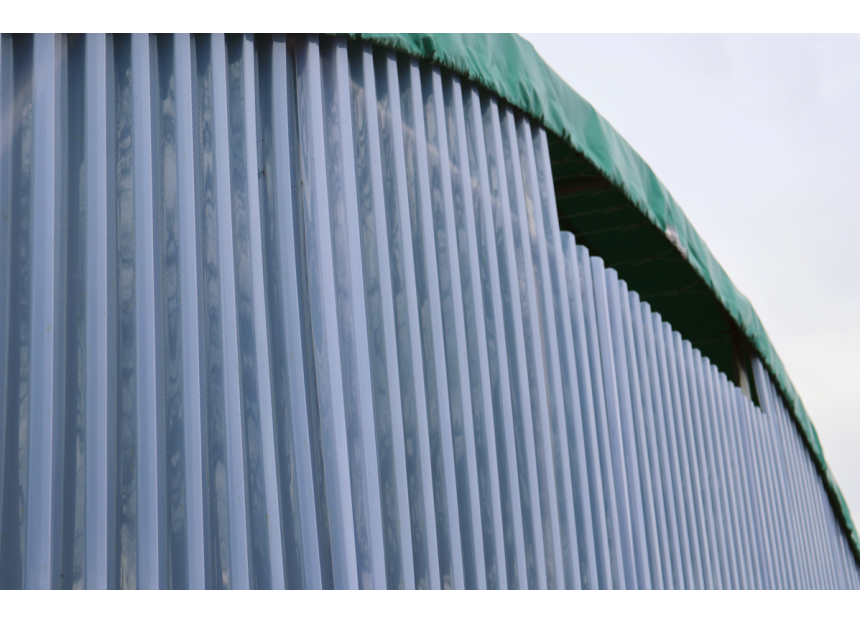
[0,33,858,589]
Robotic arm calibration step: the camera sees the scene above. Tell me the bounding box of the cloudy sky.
[521,34,860,520]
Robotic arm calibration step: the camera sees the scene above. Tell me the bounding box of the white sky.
[521,34,860,521]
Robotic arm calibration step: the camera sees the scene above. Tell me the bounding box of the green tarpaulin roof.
[346,32,859,565]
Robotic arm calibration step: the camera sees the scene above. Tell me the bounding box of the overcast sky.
[521,34,860,521]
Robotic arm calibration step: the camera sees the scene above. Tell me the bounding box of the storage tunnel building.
[0,32,858,589]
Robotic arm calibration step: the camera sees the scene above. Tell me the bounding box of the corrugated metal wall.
[0,32,858,590]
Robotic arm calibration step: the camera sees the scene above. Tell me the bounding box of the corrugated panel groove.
[1,33,859,589]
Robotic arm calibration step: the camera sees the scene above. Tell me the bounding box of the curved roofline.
[345,32,859,563]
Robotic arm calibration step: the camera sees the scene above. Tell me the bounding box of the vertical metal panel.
[665,331,707,589]
[407,57,463,590]
[536,148,599,589]
[405,57,459,590]
[695,355,732,588]
[797,419,835,587]
[130,32,159,590]
[726,385,760,588]
[0,33,13,586]
[443,71,506,589]
[260,35,323,589]
[243,34,286,591]
[680,343,720,589]
[320,36,385,590]
[757,379,800,589]
[770,385,817,588]
[578,246,626,589]
[593,259,643,589]
[502,106,553,590]
[426,66,486,591]
[639,304,684,589]
[715,373,753,589]
[835,505,854,588]
[735,390,774,588]
[591,257,640,589]
[83,33,110,590]
[791,421,830,588]
[781,376,827,588]
[48,32,72,592]
[772,398,808,590]
[173,32,205,591]
[651,314,695,588]
[691,351,730,589]
[604,272,651,589]
[387,53,443,590]
[530,123,585,590]
[849,536,860,588]
[2,32,859,589]
[484,97,547,590]
[509,113,563,589]
[348,40,414,590]
[753,355,855,589]
[294,34,358,590]
[752,400,792,588]
[461,85,527,589]
[759,373,806,591]
[562,235,612,589]
[738,396,775,589]
[2,33,36,589]
[705,364,743,588]
[415,58,470,590]
[26,33,58,590]
[211,33,250,589]
[796,377,842,587]
[617,282,663,590]
[808,459,838,589]
[794,407,831,588]
[378,47,441,589]
[461,87,525,587]
[0,39,10,580]
[626,291,672,590]
[802,429,839,588]
[519,118,580,590]
[752,401,790,589]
